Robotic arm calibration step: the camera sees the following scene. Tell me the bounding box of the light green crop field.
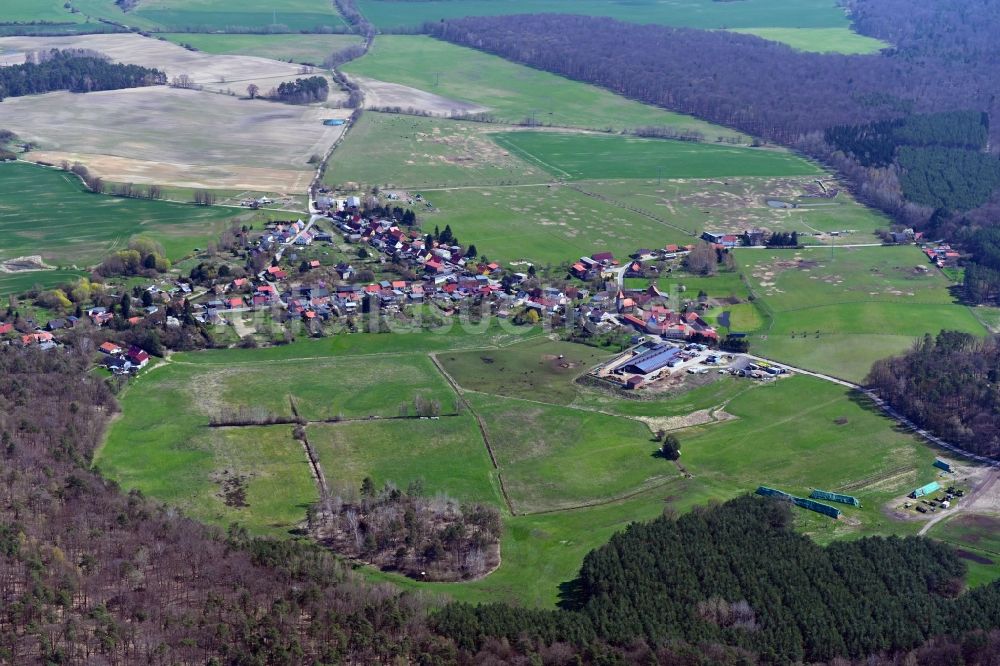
[494,132,821,181]
[160,33,361,64]
[438,338,614,405]
[414,185,693,265]
[732,27,886,54]
[326,113,550,190]
[580,177,891,244]
[737,245,987,380]
[343,37,745,137]
[1,0,83,22]
[0,161,242,268]
[310,417,498,504]
[0,269,89,299]
[470,393,671,514]
[356,0,877,54]
[70,0,346,32]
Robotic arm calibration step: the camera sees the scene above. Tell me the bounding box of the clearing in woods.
[0,161,243,269]
[343,36,746,137]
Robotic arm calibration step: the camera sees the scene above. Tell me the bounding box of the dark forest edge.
[868,331,1000,459]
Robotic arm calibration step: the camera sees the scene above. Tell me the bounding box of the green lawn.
[736,246,987,381]
[438,338,613,405]
[343,36,745,137]
[0,161,243,267]
[70,0,346,31]
[160,33,361,64]
[413,184,694,265]
[326,113,550,190]
[310,417,498,504]
[494,131,821,181]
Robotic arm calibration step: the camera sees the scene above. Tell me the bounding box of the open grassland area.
[438,338,613,404]
[581,177,890,244]
[494,132,820,181]
[344,37,744,137]
[98,367,318,538]
[326,114,549,190]
[4,87,346,192]
[161,33,361,64]
[737,245,987,381]
[69,0,346,32]
[471,393,671,514]
[732,27,886,54]
[0,34,323,93]
[173,353,456,422]
[930,515,1000,588]
[415,185,693,265]
[0,162,241,267]
[311,417,498,504]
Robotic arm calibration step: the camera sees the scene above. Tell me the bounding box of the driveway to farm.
[917,468,1000,536]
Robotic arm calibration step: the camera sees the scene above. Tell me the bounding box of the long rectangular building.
[621,343,680,375]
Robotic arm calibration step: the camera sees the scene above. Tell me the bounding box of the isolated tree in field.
[660,433,681,460]
[685,241,718,276]
[246,83,259,99]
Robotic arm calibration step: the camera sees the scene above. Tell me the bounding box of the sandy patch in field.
[0,33,330,94]
[4,87,349,191]
[634,409,735,433]
[350,75,489,116]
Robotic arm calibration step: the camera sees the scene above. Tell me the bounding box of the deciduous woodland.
[868,331,1000,458]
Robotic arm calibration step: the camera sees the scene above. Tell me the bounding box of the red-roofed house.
[127,346,150,368]
[99,341,122,355]
[0,323,13,335]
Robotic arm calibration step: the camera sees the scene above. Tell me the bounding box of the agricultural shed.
[809,489,861,507]
[621,343,680,375]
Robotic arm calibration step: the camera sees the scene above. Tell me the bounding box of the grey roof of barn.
[623,343,681,374]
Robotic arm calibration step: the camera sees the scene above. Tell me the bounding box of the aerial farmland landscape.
[3,0,1000,663]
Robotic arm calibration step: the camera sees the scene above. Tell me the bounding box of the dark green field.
[493,132,821,180]
[0,162,242,269]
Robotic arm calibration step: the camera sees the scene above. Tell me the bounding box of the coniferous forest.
[0,50,165,100]
[868,331,1000,458]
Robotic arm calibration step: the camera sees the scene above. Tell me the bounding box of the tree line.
[868,330,1000,458]
[273,75,329,104]
[0,49,165,100]
[435,494,1000,663]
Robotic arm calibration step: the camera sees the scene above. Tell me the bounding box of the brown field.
[350,75,488,116]
[3,87,350,191]
[0,33,330,94]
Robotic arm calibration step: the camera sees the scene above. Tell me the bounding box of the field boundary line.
[517,475,687,517]
[428,352,516,515]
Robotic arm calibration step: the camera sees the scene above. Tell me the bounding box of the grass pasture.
[414,185,694,265]
[1,0,83,23]
[344,36,744,137]
[737,245,986,380]
[494,132,820,181]
[325,113,549,190]
[438,338,613,405]
[310,417,498,504]
[930,515,1000,588]
[161,33,361,64]
[581,177,890,244]
[0,161,240,267]
[472,393,670,514]
[732,27,886,54]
